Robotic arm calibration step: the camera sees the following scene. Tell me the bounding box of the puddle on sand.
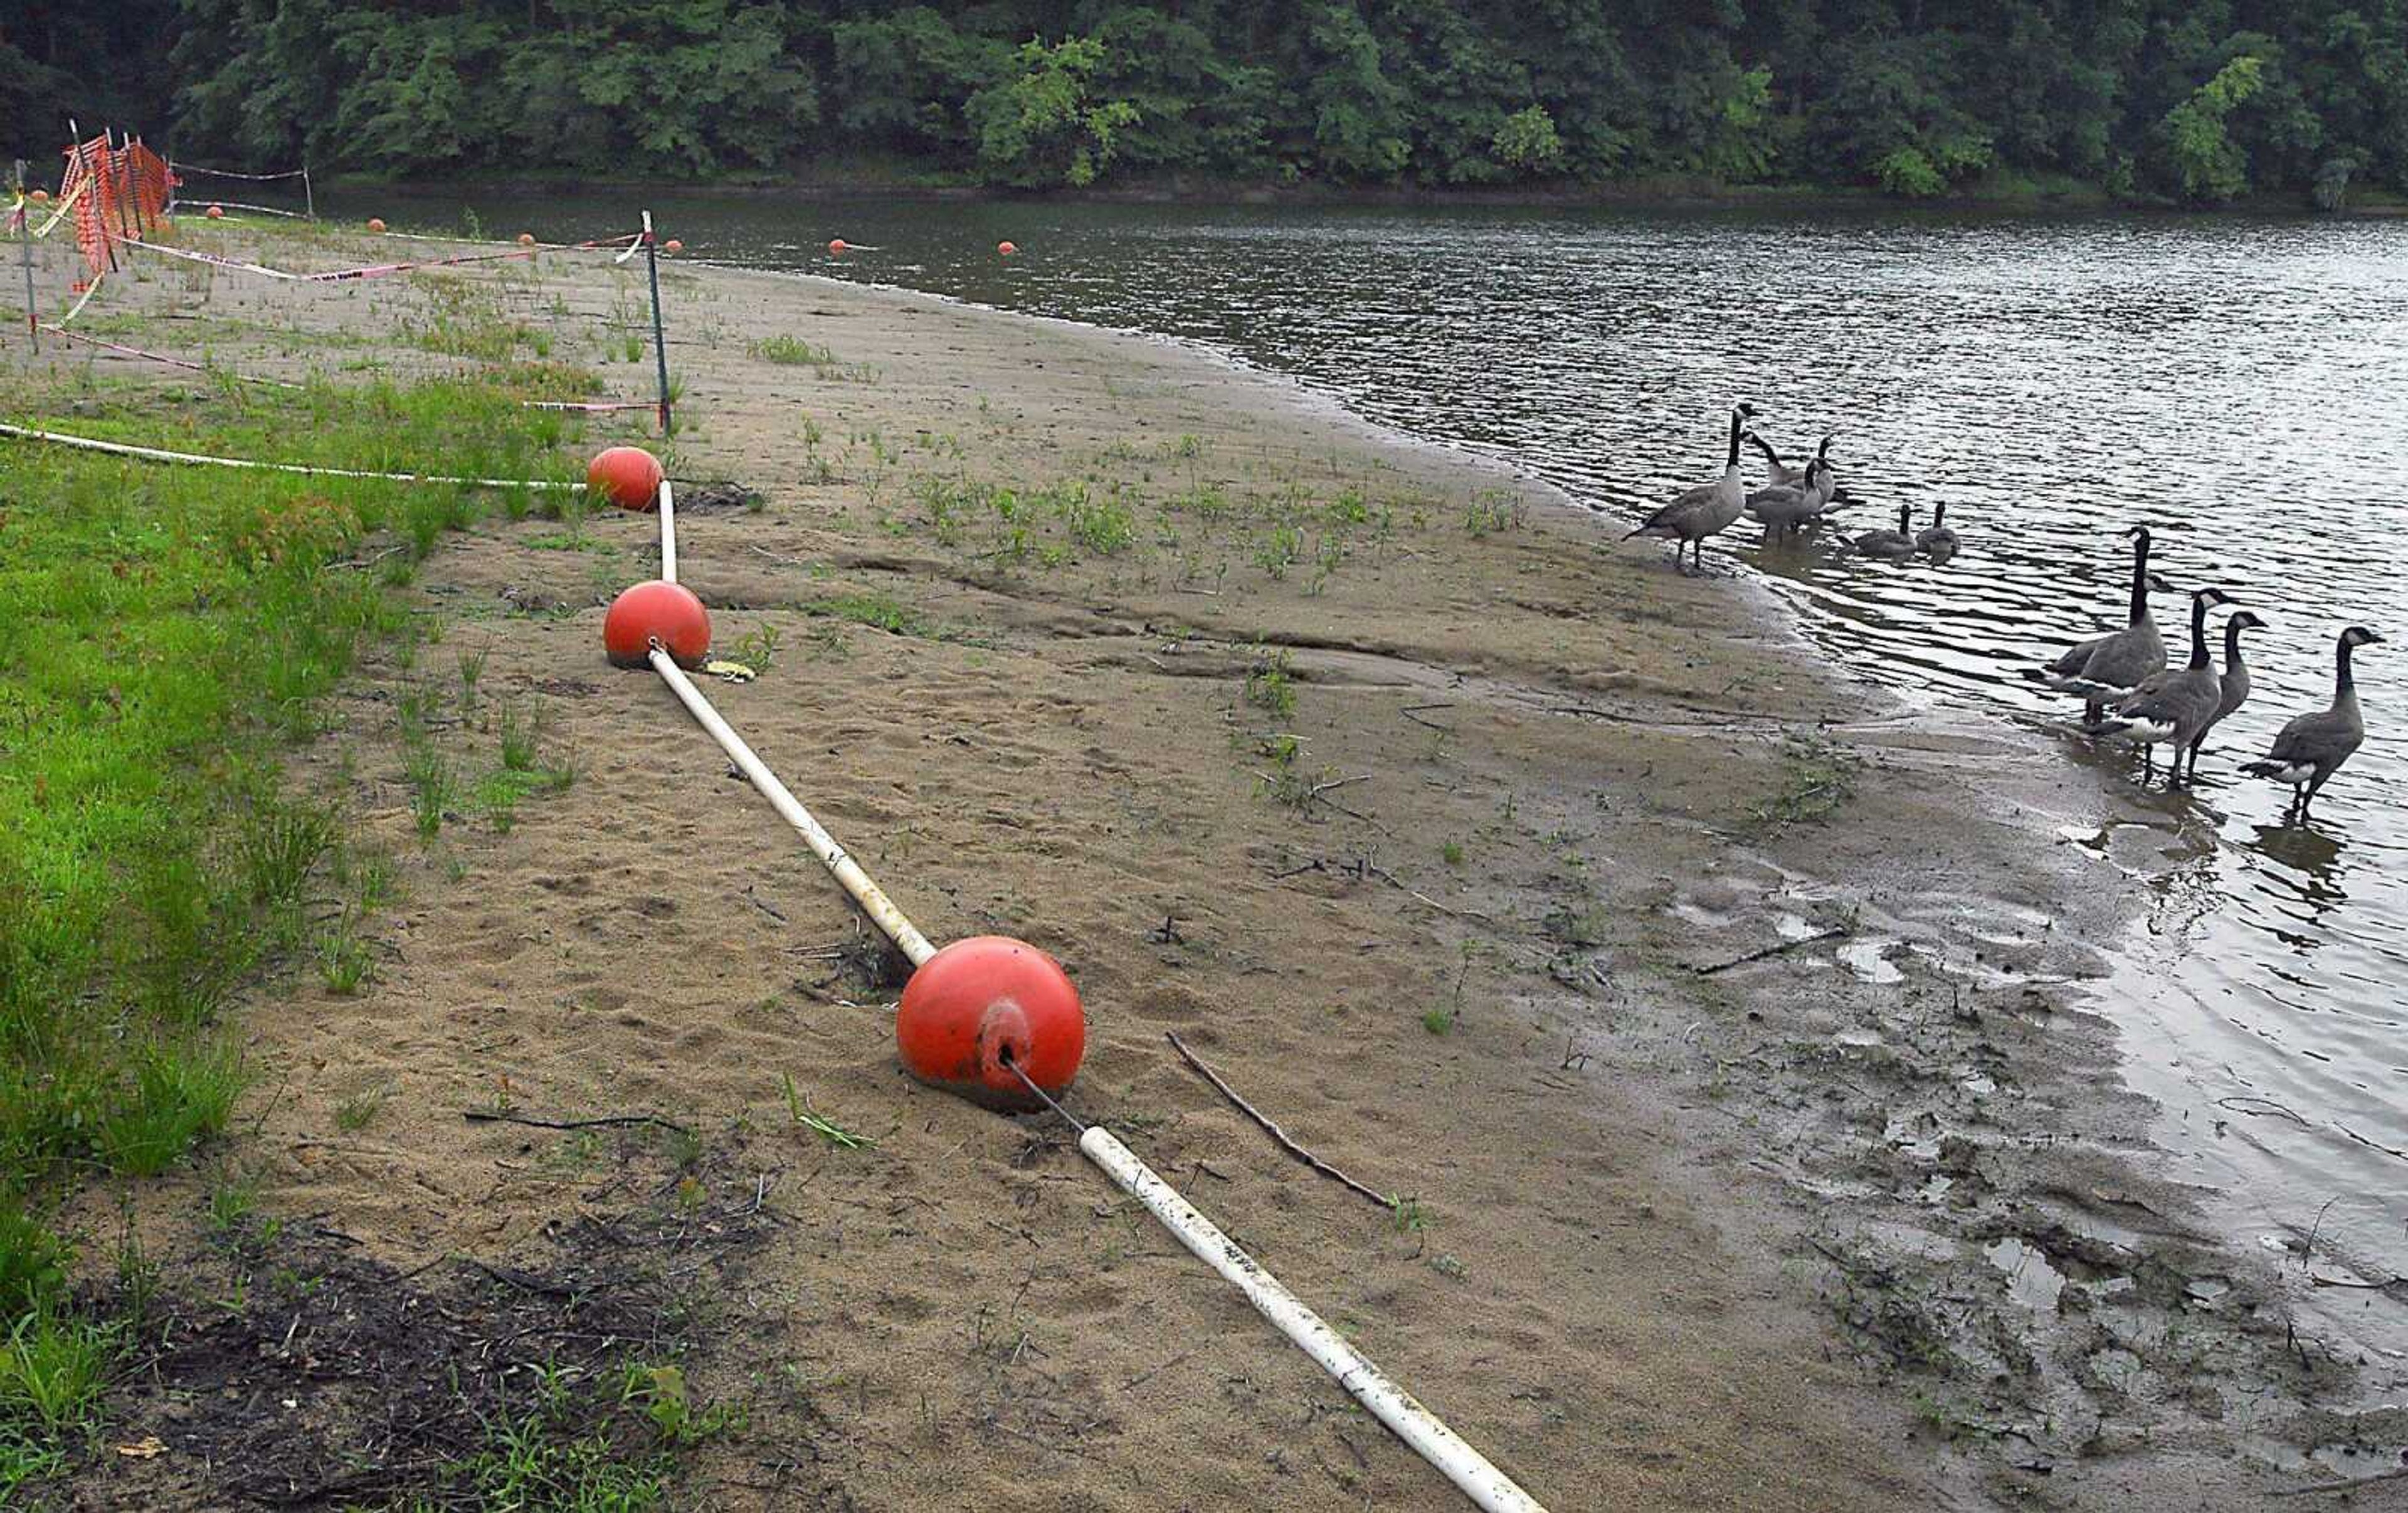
[1774,911,1817,941]
[1985,1237,2069,1312]
[1838,939,1905,984]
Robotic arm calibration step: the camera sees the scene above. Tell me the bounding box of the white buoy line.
[635,479,1546,1511]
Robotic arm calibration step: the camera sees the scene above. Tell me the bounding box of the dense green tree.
[5,0,2406,204]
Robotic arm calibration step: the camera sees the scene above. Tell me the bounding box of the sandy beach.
[8,221,2384,1510]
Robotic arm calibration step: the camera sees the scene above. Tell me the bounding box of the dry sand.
[14,223,2388,1510]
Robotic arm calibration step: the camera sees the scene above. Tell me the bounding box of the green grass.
[0,368,589,1474]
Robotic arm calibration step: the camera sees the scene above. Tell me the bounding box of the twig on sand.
[2271,1465,2408,1498]
[1365,862,1502,927]
[1400,702,1454,731]
[461,1110,694,1136]
[1692,925,1851,976]
[1166,1031,1391,1211]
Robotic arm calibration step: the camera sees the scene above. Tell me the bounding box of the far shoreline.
[309,171,2408,220]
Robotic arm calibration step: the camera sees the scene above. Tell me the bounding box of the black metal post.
[643,209,673,435]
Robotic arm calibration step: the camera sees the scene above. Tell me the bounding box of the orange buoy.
[603,580,711,670]
[367,217,386,233]
[827,238,847,255]
[206,204,224,219]
[29,189,48,204]
[896,936,1085,1111]
[997,240,1017,257]
[517,232,536,246]
[663,238,683,254]
[586,445,664,512]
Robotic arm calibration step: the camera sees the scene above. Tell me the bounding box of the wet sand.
[13,223,2388,1509]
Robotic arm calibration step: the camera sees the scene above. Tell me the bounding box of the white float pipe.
[657,477,677,583]
[1079,1127,1545,1512]
[647,649,934,967]
[645,641,1547,1513]
[0,422,583,491]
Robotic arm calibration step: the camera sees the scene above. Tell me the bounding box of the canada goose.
[1625,403,1758,574]
[2217,609,2263,728]
[1748,432,1831,490]
[1745,456,1835,537]
[1849,504,1917,560]
[1916,504,1960,565]
[2092,587,2235,783]
[2242,625,2384,814]
[2026,526,2168,725]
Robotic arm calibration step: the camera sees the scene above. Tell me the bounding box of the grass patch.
[809,593,925,638]
[0,368,588,1469]
[1751,737,1862,828]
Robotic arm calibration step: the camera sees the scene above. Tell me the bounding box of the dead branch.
[1692,925,1851,975]
[1166,1032,1391,1211]
[460,1110,694,1136]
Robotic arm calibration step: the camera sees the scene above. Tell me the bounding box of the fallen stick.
[2271,1465,2408,1498]
[1167,1031,1391,1211]
[460,1110,693,1135]
[1692,925,1850,975]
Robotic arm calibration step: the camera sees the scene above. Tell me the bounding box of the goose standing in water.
[2242,626,2384,815]
[1916,504,1960,565]
[1849,504,1917,560]
[1748,432,1830,490]
[1625,403,1758,575]
[2026,526,2168,726]
[1745,455,1835,538]
[2207,608,2264,762]
[2092,587,2235,784]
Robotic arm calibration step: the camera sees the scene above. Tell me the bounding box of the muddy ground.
[9,221,2400,1509]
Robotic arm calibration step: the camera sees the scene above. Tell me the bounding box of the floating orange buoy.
[603,580,711,670]
[827,238,847,255]
[206,204,223,219]
[586,445,664,511]
[896,936,1085,1111]
[517,232,536,246]
[29,189,48,203]
[997,241,1017,257]
[367,217,386,233]
[663,238,682,254]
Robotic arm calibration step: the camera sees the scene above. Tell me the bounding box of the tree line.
[5,2,2404,206]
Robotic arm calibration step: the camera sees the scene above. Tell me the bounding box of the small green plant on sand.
[1753,737,1861,828]
[781,1073,875,1150]
[1244,647,1297,720]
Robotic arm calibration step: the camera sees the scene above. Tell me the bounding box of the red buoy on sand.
[29,189,48,204]
[517,232,536,246]
[997,240,1017,257]
[603,580,710,669]
[586,445,664,511]
[367,217,386,233]
[897,937,1085,1111]
[664,238,683,253]
[206,204,224,219]
[828,238,848,255]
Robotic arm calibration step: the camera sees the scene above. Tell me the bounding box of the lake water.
[365,191,2408,1314]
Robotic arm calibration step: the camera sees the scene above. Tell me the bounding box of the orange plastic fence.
[58,134,172,287]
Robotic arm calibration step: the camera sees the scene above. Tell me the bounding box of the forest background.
[5,3,2406,210]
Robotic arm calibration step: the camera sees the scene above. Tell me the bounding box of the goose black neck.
[2127,534,2152,625]
[1726,411,1743,469]
[2338,635,2358,696]
[2186,595,2213,670]
[1896,505,1911,535]
[1931,504,1946,528]
[2222,618,2247,661]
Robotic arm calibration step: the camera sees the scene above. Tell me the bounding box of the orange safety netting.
[57,134,172,286]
